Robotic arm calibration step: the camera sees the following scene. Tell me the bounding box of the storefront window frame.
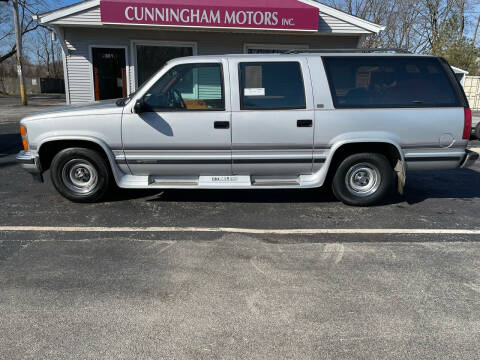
[130,40,198,91]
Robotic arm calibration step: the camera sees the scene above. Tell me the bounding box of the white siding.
[64,40,93,103]
[198,67,222,100]
[318,13,372,34]
[50,7,102,26]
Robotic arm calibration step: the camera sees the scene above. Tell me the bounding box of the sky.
[44,0,83,12]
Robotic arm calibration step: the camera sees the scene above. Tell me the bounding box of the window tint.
[239,62,306,110]
[143,63,224,111]
[323,57,461,108]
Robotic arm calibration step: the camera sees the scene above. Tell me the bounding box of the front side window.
[239,62,306,110]
[143,63,224,111]
[323,56,461,108]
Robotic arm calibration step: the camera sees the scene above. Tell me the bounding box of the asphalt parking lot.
[1,95,480,359]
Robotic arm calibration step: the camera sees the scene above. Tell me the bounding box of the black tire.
[476,123,480,140]
[331,153,394,206]
[50,148,111,203]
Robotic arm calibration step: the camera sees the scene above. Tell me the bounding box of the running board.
[149,177,199,186]
[252,178,300,186]
[147,175,300,187]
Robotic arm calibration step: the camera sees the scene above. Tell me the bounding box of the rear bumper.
[16,151,44,182]
[460,150,479,168]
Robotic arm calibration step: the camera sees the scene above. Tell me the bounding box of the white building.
[35,0,384,104]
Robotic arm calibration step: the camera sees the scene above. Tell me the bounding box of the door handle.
[214,121,230,129]
[297,119,313,128]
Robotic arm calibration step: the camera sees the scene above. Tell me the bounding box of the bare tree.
[325,0,480,52]
[33,27,61,78]
[0,0,47,64]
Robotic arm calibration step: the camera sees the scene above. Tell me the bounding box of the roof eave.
[298,0,385,34]
[36,0,100,24]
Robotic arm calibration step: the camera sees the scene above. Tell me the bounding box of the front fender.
[37,135,126,184]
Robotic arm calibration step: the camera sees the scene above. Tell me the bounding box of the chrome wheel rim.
[61,159,98,195]
[345,163,381,197]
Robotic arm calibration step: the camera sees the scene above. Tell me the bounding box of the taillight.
[20,125,29,150]
[463,107,472,140]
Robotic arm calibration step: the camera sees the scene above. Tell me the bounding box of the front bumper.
[16,150,44,182]
[460,150,479,169]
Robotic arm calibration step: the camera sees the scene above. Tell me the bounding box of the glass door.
[92,47,127,101]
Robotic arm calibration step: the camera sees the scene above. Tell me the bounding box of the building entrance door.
[92,47,127,101]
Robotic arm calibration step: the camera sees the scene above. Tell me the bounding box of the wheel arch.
[37,137,123,183]
[325,140,406,194]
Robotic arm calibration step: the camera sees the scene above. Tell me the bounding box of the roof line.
[297,0,385,33]
[37,0,100,24]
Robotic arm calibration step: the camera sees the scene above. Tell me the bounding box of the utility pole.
[12,0,28,105]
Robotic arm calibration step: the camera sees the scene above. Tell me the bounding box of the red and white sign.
[100,0,319,31]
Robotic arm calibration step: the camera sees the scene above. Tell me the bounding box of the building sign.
[100,0,319,31]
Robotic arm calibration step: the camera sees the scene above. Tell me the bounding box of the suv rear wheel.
[50,148,111,203]
[332,153,394,206]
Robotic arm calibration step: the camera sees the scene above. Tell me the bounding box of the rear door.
[229,58,315,176]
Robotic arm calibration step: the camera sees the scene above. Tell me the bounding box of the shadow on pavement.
[0,133,21,157]
[105,187,339,204]
[148,188,339,204]
[0,161,18,169]
[106,169,480,206]
[404,168,480,204]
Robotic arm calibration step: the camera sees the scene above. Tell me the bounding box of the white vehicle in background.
[17,49,478,206]
[472,115,480,139]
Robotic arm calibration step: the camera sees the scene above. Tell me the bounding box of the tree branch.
[0,46,17,63]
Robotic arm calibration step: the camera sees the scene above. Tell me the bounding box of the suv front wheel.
[332,153,394,206]
[50,148,111,203]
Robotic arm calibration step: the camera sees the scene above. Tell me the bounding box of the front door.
[229,59,315,176]
[122,61,231,176]
[92,47,127,101]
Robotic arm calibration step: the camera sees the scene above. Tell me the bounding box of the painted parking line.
[0,226,479,235]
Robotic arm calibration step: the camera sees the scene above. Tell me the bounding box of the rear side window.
[323,56,461,108]
[239,62,306,110]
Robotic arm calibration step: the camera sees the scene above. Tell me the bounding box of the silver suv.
[17,50,478,206]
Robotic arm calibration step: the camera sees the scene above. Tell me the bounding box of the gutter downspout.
[53,25,71,105]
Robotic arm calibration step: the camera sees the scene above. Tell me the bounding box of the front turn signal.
[20,125,29,150]
[20,125,27,137]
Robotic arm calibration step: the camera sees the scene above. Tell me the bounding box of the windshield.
[115,65,167,107]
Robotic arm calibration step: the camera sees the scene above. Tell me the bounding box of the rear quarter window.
[322,56,462,108]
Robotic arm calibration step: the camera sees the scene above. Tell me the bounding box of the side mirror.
[134,98,146,114]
